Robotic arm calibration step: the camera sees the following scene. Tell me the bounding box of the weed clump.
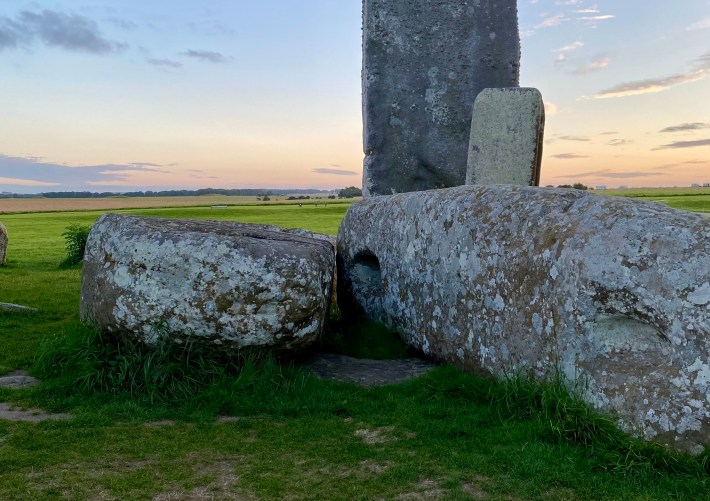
[36,322,245,404]
[61,223,92,266]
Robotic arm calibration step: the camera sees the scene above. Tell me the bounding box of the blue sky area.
[1,0,709,193]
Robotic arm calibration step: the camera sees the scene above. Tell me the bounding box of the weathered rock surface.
[0,371,40,389]
[337,185,710,454]
[81,214,335,352]
[362,0,520,196]
[0,221,7,264]
[466,87,544,186]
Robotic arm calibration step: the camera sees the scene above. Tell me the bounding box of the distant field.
[0,195,341,214]
[595,187,710,213]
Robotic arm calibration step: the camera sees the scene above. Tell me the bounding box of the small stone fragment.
[0,371,40,389]
[466,87,544,186]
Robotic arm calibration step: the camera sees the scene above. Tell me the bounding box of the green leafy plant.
[61,223,92,266]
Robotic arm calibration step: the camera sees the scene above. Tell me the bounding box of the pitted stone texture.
[362,0,520,197]
[466,87,544,186]
[81,214,335,352]
[337,185,710,454]
[0,221,7,264]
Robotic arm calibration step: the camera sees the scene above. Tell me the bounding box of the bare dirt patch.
[354,426,397,445]
[0,402,69,422]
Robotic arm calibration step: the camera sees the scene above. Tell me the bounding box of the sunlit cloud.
[312,168,359,176]
[659,122,710,133]
[0,154,170,187]
[544,102,558,115]
[559,135,590,142]
[571,55,611,75]
[579,15,615,21]
[552,153,590,159]
[607,139,633,147]
[0,176,60,186]
[556,170,663,179]
[536,14,566,29]
[653,139,710,150]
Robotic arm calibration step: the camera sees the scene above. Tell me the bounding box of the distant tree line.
[555,183,589,190]
[338,186,363,198]
[0,188,333,199]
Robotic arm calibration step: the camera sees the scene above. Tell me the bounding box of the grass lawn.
[0,199,708,500]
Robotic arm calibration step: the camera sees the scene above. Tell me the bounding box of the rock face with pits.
[337,185,710,454]
[81,214,335,352]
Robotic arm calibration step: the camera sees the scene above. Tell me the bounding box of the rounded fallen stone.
[0,371,40,389]
[81,214,336,352]
[302,354,435,387]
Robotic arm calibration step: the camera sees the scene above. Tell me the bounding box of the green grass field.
[0,198,708,500]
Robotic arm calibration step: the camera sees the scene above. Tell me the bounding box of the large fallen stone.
[337,185,710,454]
[466,87,544,186]
[362,0,520,196]
[81,214,335,352]
[0,221,7,264]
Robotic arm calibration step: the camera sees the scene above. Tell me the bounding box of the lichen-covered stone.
[81,214,335,352]
[466,87,544,186]
[363,0,520,196]
[0,221,7,264]
[337,185,710,454]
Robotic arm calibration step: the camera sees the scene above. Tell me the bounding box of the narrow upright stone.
[362,0,520,197]
[0,222,7,265]
[466,87,545,186]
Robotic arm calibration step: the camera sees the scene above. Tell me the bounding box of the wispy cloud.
[559,135,591,142]
[653,160,707,170]
[536,14,567,29]
[0,9,126,54]
[653,139,710,150]
[571,55,611,75]
[544,102,558,115]
[659,122,710,133]
[312,168,359,176]
[0,154,168,187]
[147,58,182,68]
[579,15,615,22]
[181,49,228,63]
[556,169,662,179]
[607,139,633,147]
[687,18,710,30]
[552,153,590,159]
[594,52,710,98]
[599,131,618,135]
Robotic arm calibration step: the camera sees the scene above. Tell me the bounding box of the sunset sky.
[1,0,709,194]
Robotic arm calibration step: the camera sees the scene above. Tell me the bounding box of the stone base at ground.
[81,214,335,352]
[337,185,710,454]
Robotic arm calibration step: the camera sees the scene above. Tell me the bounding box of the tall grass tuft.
[490,370,709,476]
[36,322,244,404]
[60,223,92,266]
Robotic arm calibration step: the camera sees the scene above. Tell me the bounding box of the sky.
[0,0,708,194]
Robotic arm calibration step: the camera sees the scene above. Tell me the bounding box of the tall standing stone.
[362,0,520,197]
[0,222,7,265]
[466,87,545,186]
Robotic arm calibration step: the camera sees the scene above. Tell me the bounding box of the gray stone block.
[362,0,520,196]
[0,221,7,264]
[338,185,710,454]
[466,87,544,186]
[81,214,335,352]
